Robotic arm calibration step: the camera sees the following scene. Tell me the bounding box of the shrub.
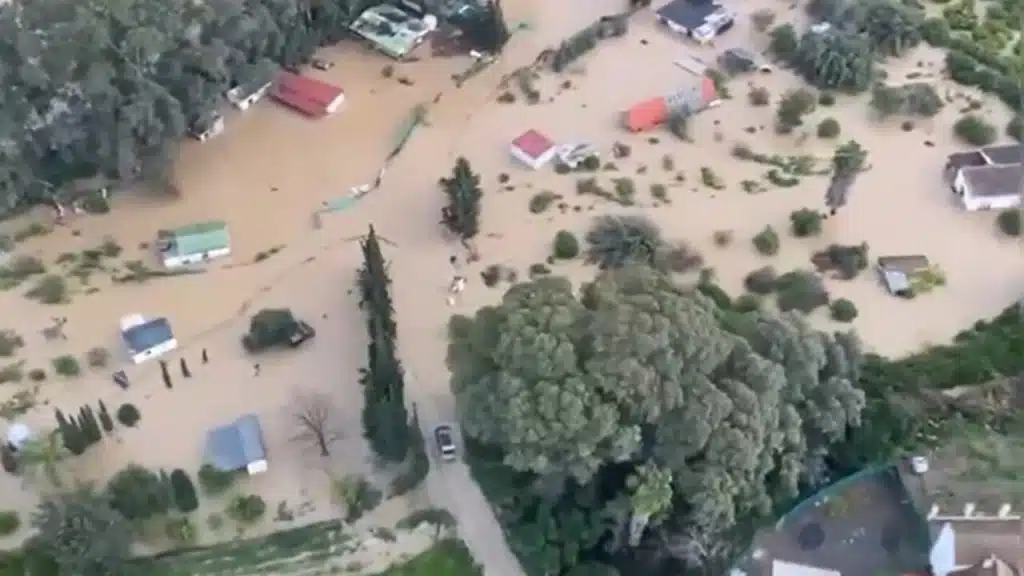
[86,347,109,368]
[552,230,580,259]
[712,230,733,247]
[697,281,732,310]
[528,191,558,214]
[4,255,45,279]
[768,23,799,61]
[165,516,197,544]
[790,208,824,237]
[170,469,199,513]
[776,270,829,313]
[997,209,1022,236]
[653,242,704,274]
[748,86,771,106]
[106,465,170,520]
[242,308,299,352]
[26,275,68,304]
[830,298,859,322]
[818,92,836,107]
[585,215,663,269]
[0,331,23,357]
[811,243,870,279]
[27,368,46,382]
[51,355,80,377]
[396,508,457,532]
[1008,116,1024,142]
[0,363,21,384]
[331,474,383,523]
[816,118,841,139]
[733,294,762,313]
[116,403,141,427]
[528,263,551,277]
[776,89,816,128]
[752,226,780,256]
[226,494,266,524]
[744,266,778,294]
[0,511,19,536]
[0,446,16,474]
[953,114,997,146]
[198,464,235,495]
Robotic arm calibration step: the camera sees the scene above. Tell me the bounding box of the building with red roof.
[510,129,557,170]
[270,72,345,118]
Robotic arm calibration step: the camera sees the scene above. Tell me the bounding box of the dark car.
[434,424,457,461]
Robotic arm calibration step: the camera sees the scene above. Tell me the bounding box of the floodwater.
[0,0,1021,555]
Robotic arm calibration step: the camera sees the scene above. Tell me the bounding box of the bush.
[0,331,23,358]
[744,266,778,294]
[585,215,663,269]
[1008,116,1024,142]
[790,208,824,237]
[529,191,558,214]
[396,507,457,532]
[653,242,704,274]
[818,92,836,107]
[768,24,799,60]
[332,474,383,523]
[816,117,841,139]
[752,226,780,256]
[733,294,762,313]
[0,363,22,384]
[776,270,829,313]
[242,308,299,353]
[165,516,197,544]
[953,114,997,146]
[552,230,580,259]
[748,86,771,107]
[226,494,266,524]
[27,368,46,382]
[776,89,816,128]
[811,243,870,280]
[0,446,17,474]
[0,511,19,536]
[997,209,1022,236]
[696,281,732,310]
[51,355,80,377]
[116,403,140,427]
[170,469,199,513]
[26,275,68,304]
[830,298,859,322]
[86,347,109,368]
[106,465,170,520]
[198,464,235,495]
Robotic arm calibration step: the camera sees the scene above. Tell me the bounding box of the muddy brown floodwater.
[0,0,1021,565]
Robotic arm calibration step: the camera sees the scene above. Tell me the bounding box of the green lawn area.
[375,539,482,575]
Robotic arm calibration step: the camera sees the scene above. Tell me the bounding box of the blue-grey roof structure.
[205,414,266,471]
[657,0,723,30]
[121,318,174,353]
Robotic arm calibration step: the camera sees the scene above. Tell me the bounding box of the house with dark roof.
[656,0,734,44]
[205,414,268,475]
[120,314,177,364]
[946,144,1024,211]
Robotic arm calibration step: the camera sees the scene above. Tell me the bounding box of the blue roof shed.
[205,414,267,473]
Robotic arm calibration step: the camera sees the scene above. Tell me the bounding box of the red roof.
[270,72,345,117]
[511,130,555,159]
[700,75,718,104]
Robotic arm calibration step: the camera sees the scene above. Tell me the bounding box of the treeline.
[0,0,509,216]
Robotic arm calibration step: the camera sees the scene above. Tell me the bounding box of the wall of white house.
[163,246,231,269]
[953,169,1021,211]
[130,338,178,365]
[510,146,556,170]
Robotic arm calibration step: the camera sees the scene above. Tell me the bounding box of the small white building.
[157,221,231,269]
[656,0,735,44]
[189,113,225,142]
[510,129,557,170]
[946,144,1024,211]
[120,314,177,364]
[226,78,272,111]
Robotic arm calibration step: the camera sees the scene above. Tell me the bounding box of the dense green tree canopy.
[32,486,134,576]
[450,266,865,572]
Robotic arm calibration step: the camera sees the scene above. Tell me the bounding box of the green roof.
[167,221,229,257]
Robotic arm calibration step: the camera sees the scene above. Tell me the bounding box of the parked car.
[287,321,316,347]
[312,58,333,71]
[434,424,457,461]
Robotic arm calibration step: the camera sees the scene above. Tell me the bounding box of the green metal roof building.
[159,220,231,268]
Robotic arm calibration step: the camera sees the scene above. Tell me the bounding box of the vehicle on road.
[287,321,316,347]
[435,424,457,461]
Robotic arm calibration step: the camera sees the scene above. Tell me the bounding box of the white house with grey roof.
[120,314,177,364]
[946,143,1024,211]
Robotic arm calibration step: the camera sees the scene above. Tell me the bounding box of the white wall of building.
[510,146,556,170]
[953,169,1021,211]
[130,338,178,365]
[163,246,231,269]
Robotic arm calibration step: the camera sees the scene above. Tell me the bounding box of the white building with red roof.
[510,129,557,170]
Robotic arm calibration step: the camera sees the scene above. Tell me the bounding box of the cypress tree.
[439,158,482,242]
[78,406,101,445]
[55,408,86,455]
[98,401,115,433]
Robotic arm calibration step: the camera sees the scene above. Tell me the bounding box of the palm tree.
[825,140,869,215]
[18,430,69,487]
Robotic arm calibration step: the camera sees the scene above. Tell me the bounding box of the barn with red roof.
[270,72,346,118]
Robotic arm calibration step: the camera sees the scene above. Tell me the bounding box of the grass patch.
[0,255,47,290]
[139,520,353,575]
[12,222,51,242]
[26,275,68,304]
[0,389,37,420]
[529,191,560,214]
[650,183,670,204]
[0,362,24,384]
[51,355,81,377]
[374,539,482,575]
[0,331,24,358]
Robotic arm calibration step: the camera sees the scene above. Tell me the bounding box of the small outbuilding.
[226,73,273,111]
[719,47,772,74]
[205,414,268,475]
[877,255,930,297]
[189,112,225,142]
[157,220,231,268]
[121,314,177,364]
[510,129,557,170]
